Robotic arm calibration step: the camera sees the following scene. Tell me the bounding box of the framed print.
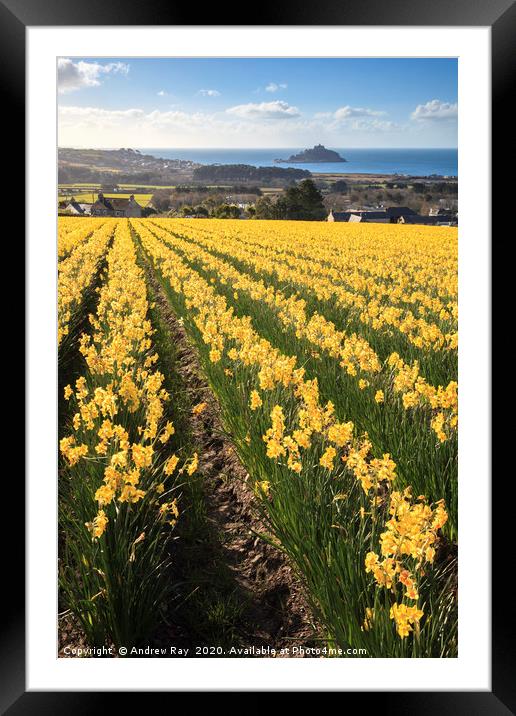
[5,0,512,707]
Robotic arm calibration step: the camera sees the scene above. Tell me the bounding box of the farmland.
[58,216,458,658]
[60,192,154,207]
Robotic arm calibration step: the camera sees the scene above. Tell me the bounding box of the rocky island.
[275,144,347,163]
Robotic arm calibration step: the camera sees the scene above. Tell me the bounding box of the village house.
[326,206,454,225]
[429,207,454,216]
[64,198,92,215]
[90,192,142,218]
[348,211,390,223]
[326,210,352,222]
[384,206,416,222]
[327,208,402,223]
[398,214,455,226]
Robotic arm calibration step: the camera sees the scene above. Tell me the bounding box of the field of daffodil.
[58,216,458,657]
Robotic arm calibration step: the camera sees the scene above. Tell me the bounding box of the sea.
[138,147,458,178]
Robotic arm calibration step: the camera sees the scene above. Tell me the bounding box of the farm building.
[348,211,389,223]
[398,214,455,225]
[327,207,417,223]
[429,207,454,216]
[64,198,92,215]
[326,210,352,222]
[91,192,142,218]
[385,206,416,222]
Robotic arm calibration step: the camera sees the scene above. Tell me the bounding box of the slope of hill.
[58,147,200,184]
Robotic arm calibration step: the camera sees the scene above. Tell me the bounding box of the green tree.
[151,190,172,213]
[332,179,348,194]
[213,203,241,219]
[254,180,326,221]
[296,179,326,220]
[254,196,276,219]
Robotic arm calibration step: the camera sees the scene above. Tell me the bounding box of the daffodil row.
[364,488,448,638]
[58,220,115,345]
[163,218,457,317]
[60,219,196,536]
[133,219,453,651]
[58,217,107,260]
[145,220,457,441]
[58,219,200,648]
[156,218,457,353]
[144,222,381,375]
[387,353,457,442]
[259,396,450,642]
[133,220,371,471]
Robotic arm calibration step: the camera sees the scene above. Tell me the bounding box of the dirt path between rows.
[145,263,319,657]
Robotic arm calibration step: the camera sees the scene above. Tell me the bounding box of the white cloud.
[226,100,300,120]
[333,105,386,120]
[411,99,458,121]
[58,106,145,132]
[57,58,129,94]
[347,118,399,133]
[265,82,287,93]
[57,102,419,149]
[198,88,221,97]
[58,106,144,123]
[58,103,307,147]
[157,90,166,96]
[58,105,218,138]
[145,109,216,129]
[311,106,396,133]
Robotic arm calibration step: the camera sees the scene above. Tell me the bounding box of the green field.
[59,183,177,189]
[60,192,153,207]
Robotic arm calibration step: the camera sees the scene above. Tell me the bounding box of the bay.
[138,147,458,177]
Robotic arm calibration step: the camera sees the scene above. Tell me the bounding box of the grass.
[60,192,153,206]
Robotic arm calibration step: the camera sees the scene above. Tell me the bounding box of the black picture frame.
[8,0,510,709]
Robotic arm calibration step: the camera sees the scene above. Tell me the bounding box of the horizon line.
[58,145,458,151]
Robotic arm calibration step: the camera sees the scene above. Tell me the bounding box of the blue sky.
[58,57,458,149]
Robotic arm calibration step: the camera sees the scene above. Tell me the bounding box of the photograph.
[57,56,459,660]
[2,0,507,699]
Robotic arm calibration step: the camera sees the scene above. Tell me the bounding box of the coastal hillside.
[58,147,200,184]
[59,147,314,186]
